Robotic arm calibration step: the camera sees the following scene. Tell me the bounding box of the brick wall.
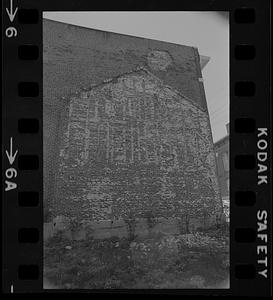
[215,136,229,198]
[43,19,222,226]
[54,68,222,224]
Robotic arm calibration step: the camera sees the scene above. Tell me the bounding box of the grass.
[44,227,229,289]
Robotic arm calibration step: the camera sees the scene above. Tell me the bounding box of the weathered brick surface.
[43,19,222,228]
[43,19,209,211]
[54,68,222,224]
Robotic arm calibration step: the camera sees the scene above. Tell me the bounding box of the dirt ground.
[44,227,229,289]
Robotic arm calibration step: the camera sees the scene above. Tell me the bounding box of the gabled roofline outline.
[67,66,207,113]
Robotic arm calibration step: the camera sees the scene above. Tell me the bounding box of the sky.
[43,11,229,142]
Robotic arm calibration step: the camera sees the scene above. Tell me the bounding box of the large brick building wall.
[215,125,229,199]
[215,124,229,222]
[43,19,222,227]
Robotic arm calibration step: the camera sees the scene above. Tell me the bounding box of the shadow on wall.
[44,214,226,241]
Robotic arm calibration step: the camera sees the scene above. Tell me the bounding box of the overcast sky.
[44,11,229,142]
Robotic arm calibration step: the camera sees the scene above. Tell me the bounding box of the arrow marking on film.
[6,137,18,165]
[6,0,18,22]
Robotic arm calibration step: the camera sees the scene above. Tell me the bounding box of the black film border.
[2,0,272,295]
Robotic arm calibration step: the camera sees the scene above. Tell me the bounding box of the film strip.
[2,0,271,295]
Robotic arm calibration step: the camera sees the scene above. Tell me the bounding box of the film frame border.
[2,0,271,295]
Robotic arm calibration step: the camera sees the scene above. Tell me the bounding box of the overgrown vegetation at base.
[44,227,229,289]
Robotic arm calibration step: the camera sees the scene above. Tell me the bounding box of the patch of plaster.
[147,50,173,71]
